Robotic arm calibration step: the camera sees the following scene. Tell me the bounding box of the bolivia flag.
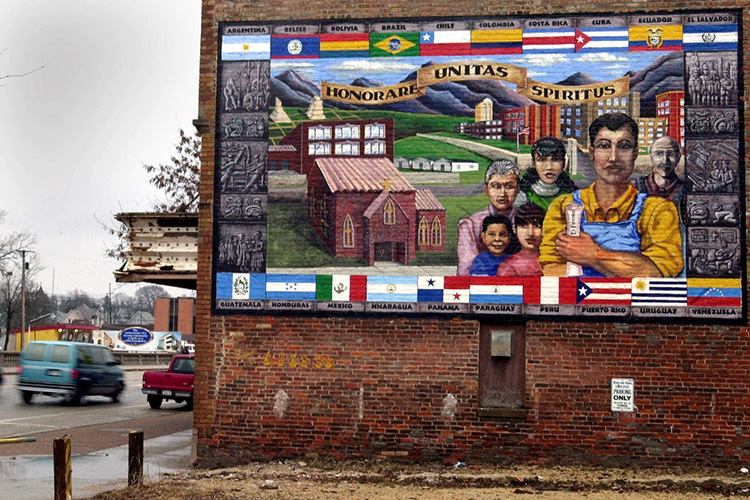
[370,33,420,57]
[420,31,471,56]
[687,278,742,307]
[320,33,370,58]
[470,29,523,55]
[629,25,683,51]
[316,274,367,301]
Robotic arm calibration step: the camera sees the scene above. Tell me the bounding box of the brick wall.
[195,0,750,467]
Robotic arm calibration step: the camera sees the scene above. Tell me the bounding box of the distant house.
[61,304,101,327]
[412,157,432,171]
[394,157,411,169]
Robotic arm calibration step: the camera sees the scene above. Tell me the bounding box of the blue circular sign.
[118,327,154,346]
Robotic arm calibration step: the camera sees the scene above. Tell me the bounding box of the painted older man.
[634,135,685,206]
[457,159,520,276]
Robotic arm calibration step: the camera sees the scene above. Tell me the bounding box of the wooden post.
[128,430,144,487]
[53,436,71,500]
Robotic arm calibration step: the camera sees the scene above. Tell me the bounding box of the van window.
[26,344,46,362]
[78,347,97,365]
[51,345,70,363]
[172,357,195,374]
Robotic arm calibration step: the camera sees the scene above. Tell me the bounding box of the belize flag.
[469,277,524,303]
[221,35,271,60]
[576,278,632,305]
[420,31,471,56]
[523,28,575,53]
[367,275,418,302]
[683,24,738,51]
[574,27,629,52]
[271,35,320,59]
[687,278,742,307]
[265,274,317,300]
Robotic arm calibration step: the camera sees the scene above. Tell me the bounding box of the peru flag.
[523,277,578,304]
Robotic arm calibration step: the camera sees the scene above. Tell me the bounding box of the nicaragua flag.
[574,27,629,52]
[222,35,271,60]
[444,276,471,303]
[271,35,320,59]
[631,278,687,306]
[470,29,523,55]
[216,273,266,299]
[265,274,317,300]
[523,28,575,52]
[420,30,471,56]
[683,24,738,51]
[417,276,444,303]
[469,277,523,304]
[367,275,418,302]
[687,278,742,307]
[316,274,367,301]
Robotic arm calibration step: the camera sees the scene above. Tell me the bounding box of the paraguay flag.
[221,35,271,60]
[574,27,629,52]
[316,274,367,301]
[629,25,683,51]
[469,277,524,303]
[265,274,317,300]
[271,35,320,59]
[523,277,578,304]
[576,278,631,305]
[687,278,742,307]
[683,24,738,51]
[417,276,444,303]
[366,275,418,302]
[216,273,266,299]
[631,278,687,306]
[320,33,370,58]
[471,29,523,55]
[370,33,420,57]
[420,30,471,56]
[523,28,575,53]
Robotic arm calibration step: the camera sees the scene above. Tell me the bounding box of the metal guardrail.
[0,351,173,368]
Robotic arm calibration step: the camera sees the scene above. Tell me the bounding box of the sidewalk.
[0,429,193,500]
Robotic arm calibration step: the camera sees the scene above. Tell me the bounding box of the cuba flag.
[271,35,320,59]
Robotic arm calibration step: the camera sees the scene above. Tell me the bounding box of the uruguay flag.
[265,274,317,300]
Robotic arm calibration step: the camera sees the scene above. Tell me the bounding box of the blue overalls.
[572,190,648,277]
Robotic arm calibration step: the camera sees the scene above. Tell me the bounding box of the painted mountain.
[627,51,684,116]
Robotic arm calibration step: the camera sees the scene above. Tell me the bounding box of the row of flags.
[216,273,742,307]
[222,24,738,60]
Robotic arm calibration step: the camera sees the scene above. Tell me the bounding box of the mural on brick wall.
[212,10,745,322]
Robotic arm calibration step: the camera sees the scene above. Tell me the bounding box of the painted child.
[497,203,544,277]
[518,136,577,212]
[469,214,519,276]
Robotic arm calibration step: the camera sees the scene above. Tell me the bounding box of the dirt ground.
[87,459,750,499]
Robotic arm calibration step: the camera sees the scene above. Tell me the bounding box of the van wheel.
[111,383,124,403]
[147,395,163,409]
[21,391,33,404]
[68,393,82,406]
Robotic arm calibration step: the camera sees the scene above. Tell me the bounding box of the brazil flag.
[370,33,420,57]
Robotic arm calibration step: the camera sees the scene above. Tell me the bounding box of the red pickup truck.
[142,354,194,409]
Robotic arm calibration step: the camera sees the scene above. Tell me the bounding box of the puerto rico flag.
[523,277,578,304]
[687,278,742,307]
[271,35,320,59]
[576,278,632,305]
[523,28,575,53]
[574,27,629,52]
[221,35,271,60]
[265,274,317,300]
[469,277,524,303]
[420,31,471,56]
[683,24,738,51]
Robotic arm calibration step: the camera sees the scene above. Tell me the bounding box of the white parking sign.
[611,378,634,412]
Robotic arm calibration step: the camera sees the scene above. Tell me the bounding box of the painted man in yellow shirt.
[538,113,683,278]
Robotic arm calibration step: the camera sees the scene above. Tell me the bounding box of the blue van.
[17,341,125,404]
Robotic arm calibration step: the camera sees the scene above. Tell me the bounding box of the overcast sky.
[0,0,201,298]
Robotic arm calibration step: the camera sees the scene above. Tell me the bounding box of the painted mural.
[212,10,745,322]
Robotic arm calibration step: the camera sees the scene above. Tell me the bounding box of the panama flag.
[265,274,317,300]
[631,278,687,306]
[418,276,444,303]
[687,278,742,307]
[683,24,738,51]
[469,277,524,304]
[574,27,629,52]
[270,35,320,59]
[523,28,575,53]
[367,275,418,302]
[216,273,266,300]
[444,276,471,303]
[523,277,578,304]
[576,278,631,305]
[222,35,271,60]
[316,275,367,301]
[420,31,471,56]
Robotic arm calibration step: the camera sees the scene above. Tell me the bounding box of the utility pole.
[20,250,26,351]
